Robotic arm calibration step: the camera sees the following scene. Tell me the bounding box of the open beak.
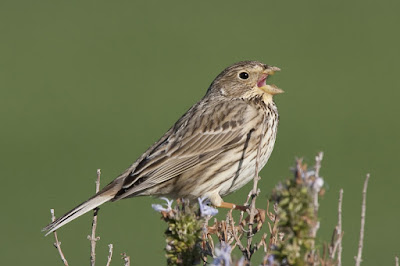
[257,66,284,95]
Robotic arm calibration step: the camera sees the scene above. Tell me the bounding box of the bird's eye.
[239,72,249,80]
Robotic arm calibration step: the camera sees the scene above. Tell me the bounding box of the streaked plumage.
[43,61,283,235]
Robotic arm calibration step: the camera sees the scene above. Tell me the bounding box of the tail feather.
[43,192,114,236]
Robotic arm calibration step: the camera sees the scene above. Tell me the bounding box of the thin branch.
[246,115,267,259]
[256,233,268,251]
[228,210,246,254]
[355,174,370,266]
[329,189,344,262]
[88,169,102,266]
[266,203,280,255]
[263,203,280,266]
[337,189,344,266]
[50,209,69,266]
[312,152,324,229]
[106,244,114,266]
[314,152,324,178]
[122,253,131,266]
[239,190,253,227]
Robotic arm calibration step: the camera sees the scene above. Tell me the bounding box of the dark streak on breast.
[229,128,254,190]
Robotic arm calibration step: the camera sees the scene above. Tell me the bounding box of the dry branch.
[50,209,69,266]
[246,115,267,259]
[337,189,343,266]
[106,244,114,266]
[122,253,131,266]
[355,174,370,266]
[88,169,102,266]
[329,189,344,264]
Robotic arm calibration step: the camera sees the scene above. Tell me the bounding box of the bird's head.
[209,61,283,101]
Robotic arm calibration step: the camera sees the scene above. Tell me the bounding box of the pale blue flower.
[151,197,173,212]
[267,254,275,265]
[198,197,218,217]
[212,241,231,266]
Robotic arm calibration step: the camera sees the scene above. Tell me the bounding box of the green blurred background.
[1,0,399,265]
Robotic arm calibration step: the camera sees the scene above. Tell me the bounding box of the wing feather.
[114,100,258,200]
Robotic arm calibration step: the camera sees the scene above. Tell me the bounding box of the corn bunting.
[43,60,283,235]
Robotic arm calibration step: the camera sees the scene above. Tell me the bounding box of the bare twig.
[264,203,280,266]
[314,152,323,178]
[122,253,131,266]
[312,152,324,230]
[239,190,253,227]
[207,233,215,256]
[256,233,268,251]
[246,116,267,259]
[329,189,344,263]
[88,169,102,266]
[228,211,246,254]
[337,189,344,266]
[269,220,280,248]
[50,209,69,266]
[355,174,370,266]
[106,244,113,266]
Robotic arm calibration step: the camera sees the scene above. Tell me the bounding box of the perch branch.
[50,209,69,266]
[355,174,370,266]
[246,115,267,259]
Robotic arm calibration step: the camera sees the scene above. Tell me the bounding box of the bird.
[43,60,283,235]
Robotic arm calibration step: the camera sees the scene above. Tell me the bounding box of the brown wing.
[112,99,260,200]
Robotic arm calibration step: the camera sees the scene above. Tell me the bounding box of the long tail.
[42,191,115,236]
